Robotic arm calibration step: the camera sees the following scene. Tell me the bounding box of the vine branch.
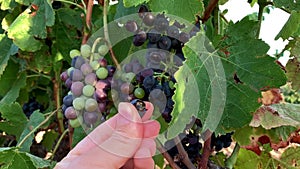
[103,0,121,70]
[174,136,196,169]
[201,0,219,23]
[198,131,212,169]
[17,109,58,148]
[51,129,69,160]
[155,139,181,169]
[82,0,93,44]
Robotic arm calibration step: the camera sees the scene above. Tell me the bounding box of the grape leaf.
[50,8,82,61]
[149,0,204,23]
[275,11,300,40]
[72,127,87,147]
[168,32,227,139]
[41,129,59,151]
[114,0,139,20]
[0,147,51,169]
[0,103,28,140]
[18,111,45,152]
[222,18,287,90]
[7,0,55,52]
[250,105,300,129]
[123,0,149,7]
[290,38,300,62]
[15,0,34,6]
[273,0,300,12]
[234,149,263,169]
[0,34,17,77]
[0,0,18,10]
[285,58,300,90]
[280,147,300,167]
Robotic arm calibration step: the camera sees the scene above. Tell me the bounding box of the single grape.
[154,17,169,32]
[94,89,108,101]
[63,94,73,107]
[80,44,91,58]
[91,53,101,61]
[95,80,110,90]
[69,49,81,58]
[80,63,93,75]
[98,102,107,112]
[69,118,81,128]
[71,81,84,96]
[98,58,108,67]
[83,85,95,97]
[98,45,109,56]
[67,67,75,76]
[167,26,180,38]
[148,29,161,43]
[134,87,145,99]
[83,111,99,125]
[85,98,98,112]
[60,71,68,82]
[65,78,72,89]
[64,106,77,119]
[158,36,172,50]
[133,31,147,46]
[120,82,134,94]
[84,73,97,86]
[179,32,190,43]
[125,20,138,33]
[96,67,109,79]
[70,69,84,81]
[73,97,85,111]
[90,60,100,71]
[143,76,156,89]
[121,72,136,82]
[143,13,155,26]
[138,5,149,18]
[71,56,86,69]
[107,65,116,77]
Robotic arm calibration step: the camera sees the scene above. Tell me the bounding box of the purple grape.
[83,111,99,125]
[95,80,110,90]
[64,106,77,119]
[98,102,107,112]
[80,63,93,75]
[65,78,72,89]
[98,58,108,67]
[70,69,84,81]
[154,16,169,32]
[106,65,116,77]
[167,26,180,38]
[125,20,139,33]
[138,5,149,18]
[63,94,73,107]
[120,82,134,94]
[143,13,155,26]
[158,36,172,50]
[71,81,84,96]
[71,56,85,69]
[148,29,161,43]
[85,73,97,86]
[60,71,68,82]
[94,89,108,101]
[179,32,190,43]
[133,31,147,46]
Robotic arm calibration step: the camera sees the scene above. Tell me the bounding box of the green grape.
[80,44,91,58]
[83,85,95,97]
[91,53,101,61]
[98,45,109,56]
[70,49,81,58]
[134,87,145,99]
[73,97,85,110]
[69,117,82,128]
[90,60,100,70]
[96,67,108,79]
[85,98,98,112]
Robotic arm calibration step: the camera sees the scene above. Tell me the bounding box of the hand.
[55,102,160,169]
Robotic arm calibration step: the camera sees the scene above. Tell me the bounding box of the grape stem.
[225,143,240,169]
[82,0,94,44]
[17,108,59,148]
[102,0,121,70]
[174,136,196,169]
[51,128,69,160]
[198,131,212,169]
[54,0,85,12]
[201,0,219,23]
[155,139,181,169]
[90,37,105,63]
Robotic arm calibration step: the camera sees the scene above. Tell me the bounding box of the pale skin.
[55,102,160,169]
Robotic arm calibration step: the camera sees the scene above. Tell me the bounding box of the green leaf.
[0,73,26,105]
[275,11,300,40]
[153,154,165,168]
[15,0,34,6]
[168,32,227,138]
[41,129,59,151]
[0,103,28,140]
[72,127,87,147]
[271,103,300,124]
[286,58,300,90]
[0,0,18,10]
[273,0,300,12]
[114,0,139,21]
[234,149,262,169]
[51,8,82,61]
[280,147,300,167]
[149,0,204,23]
[18,111,45,152]
[7,0,55,52]
[0,147,51,169]
[123,0,149,7]
[0,34,15,77]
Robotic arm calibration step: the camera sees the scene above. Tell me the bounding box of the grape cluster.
[22,98,44,118]
[60,43,117,128]
[118,5,200,122]
[210,132,233,151]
